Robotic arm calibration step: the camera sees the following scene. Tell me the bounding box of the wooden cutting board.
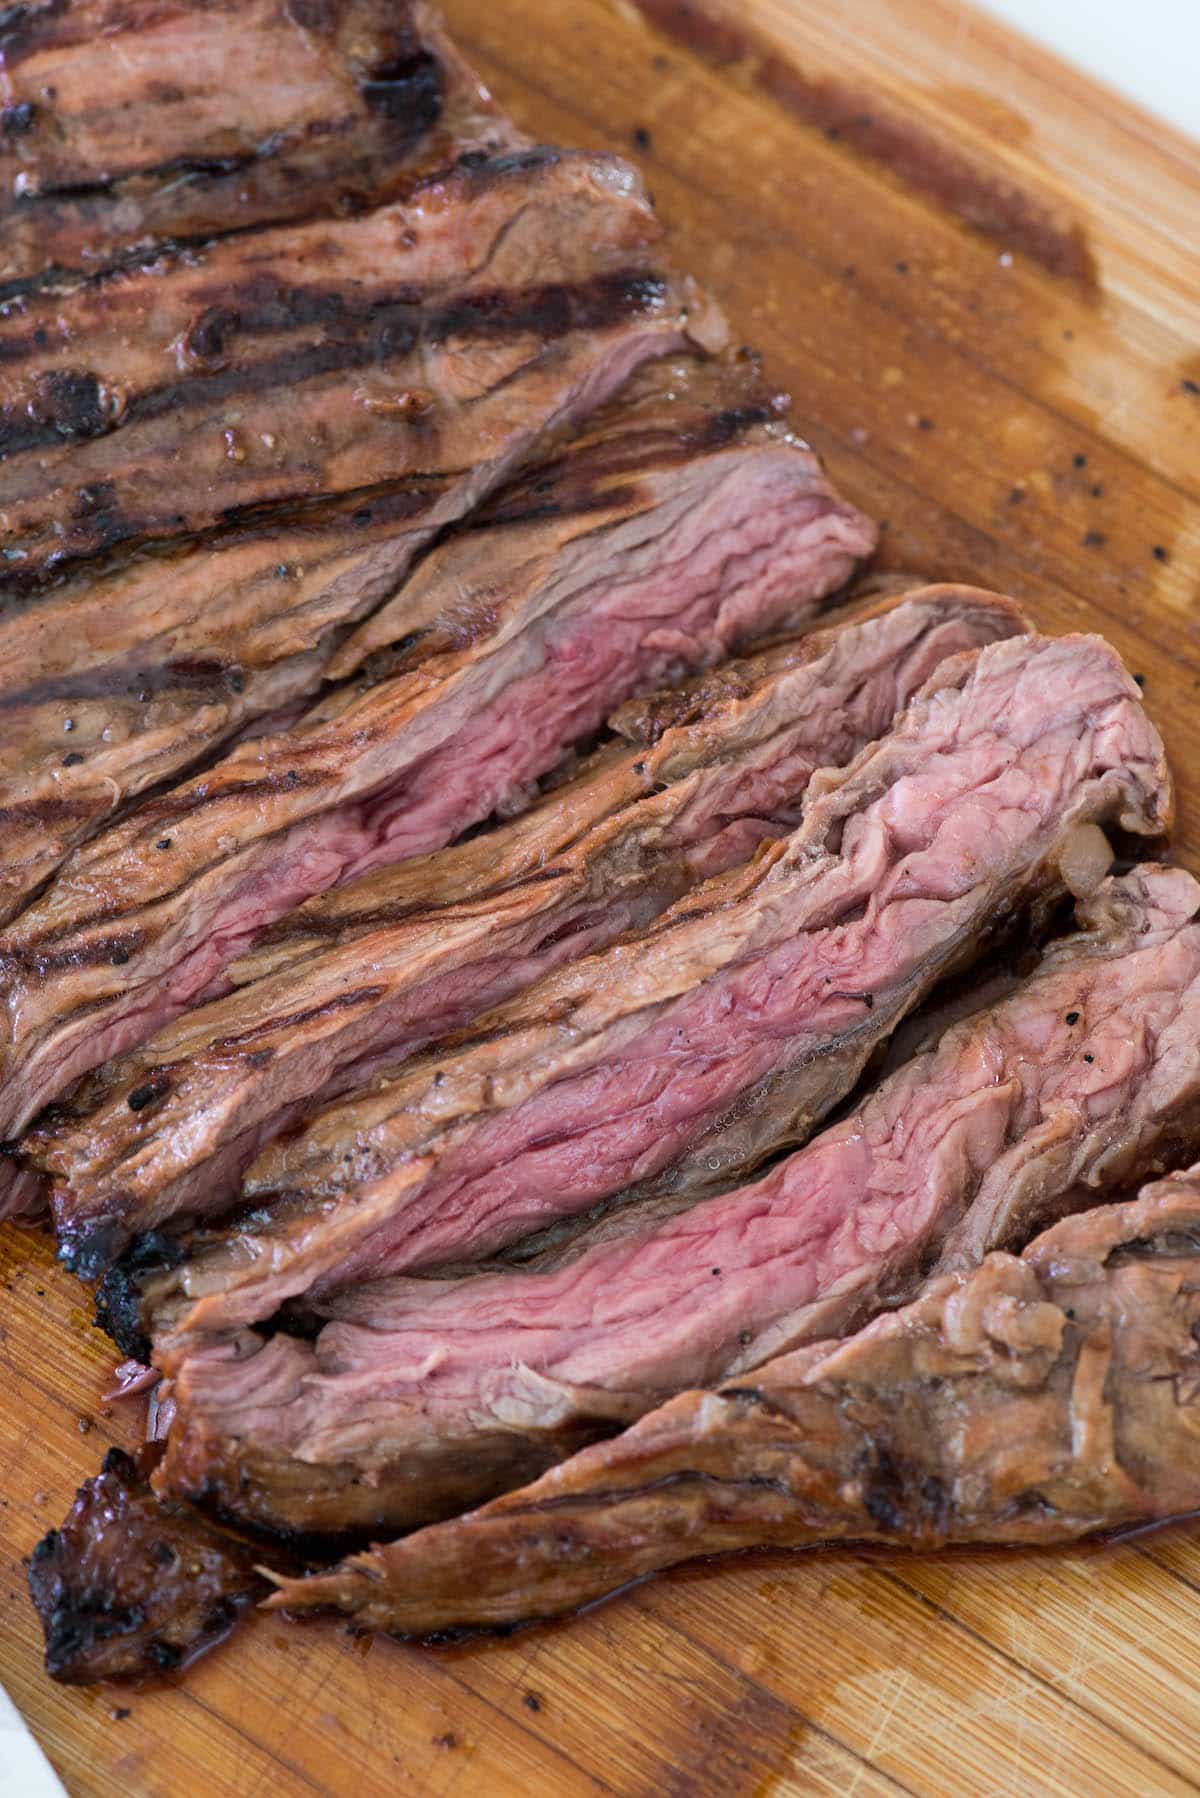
[1,2,1198,1792]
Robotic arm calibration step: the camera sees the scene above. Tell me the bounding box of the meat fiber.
[39,587,1016,1277]
[153,865,1200,1536]
[0,352,874,1167]
[27,1448,263,1682]
[0,0,517,286]
[265,1171,1200,1633]
[0,153,730,921]
[109,631,1170,1347]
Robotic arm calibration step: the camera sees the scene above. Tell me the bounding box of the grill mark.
[18,926,148,978]
[209,983,389,1051]
[0,795,99,826]
[0,134,543,312]
[2,70,437,221]
[0,468,453,602]
[0,156,568,370]
[475,410,783,528]
[9,759,342,959]
[0,270,668,469]
[0,0,68,66]
[0,656,237,713]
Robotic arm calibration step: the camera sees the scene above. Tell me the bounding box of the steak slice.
[27,1447,263,1682]
[0,348,873,930]
[0,0,517,287]
[0,148,706,590]
[122,631,1170,1345]
[154,865,1200,1537]
[0,351,872,1152]
[265,1172,1200,1633]
[41,587,1013,1277]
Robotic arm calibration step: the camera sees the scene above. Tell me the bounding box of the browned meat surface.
[0,148,704,590]
[0,154,736,925]
[154,865,1200,1537]
[110,632,1169,1350]
[0,0,516,286]
[0,353,876,1172]
[265,1173,1200,1633]
[39,587,1011,1278]
[27,1448,263,1681]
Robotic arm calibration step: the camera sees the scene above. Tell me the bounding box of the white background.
[978,0,1200,138]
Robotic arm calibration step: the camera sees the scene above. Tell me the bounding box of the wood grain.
[1,1,1198,1792]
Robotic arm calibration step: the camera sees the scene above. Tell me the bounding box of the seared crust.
[27,1449,263,1682]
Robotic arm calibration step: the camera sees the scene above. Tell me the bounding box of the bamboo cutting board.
[2,2,1199,1792]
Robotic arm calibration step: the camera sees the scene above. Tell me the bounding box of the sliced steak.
[40,587,1014,1277]
[27,1447,263,1682]
[121,631,1170,1345]
[154,865,1200,1536]
[265,1173,1200,1633]
[0,148,707,590]
[0,349,874,929]
[0,352,872,1155]
[0,0,516,287]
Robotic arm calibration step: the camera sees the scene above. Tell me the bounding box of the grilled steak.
[0,354,872,1165]
[27,1447,262,1682]
[265,1172,1200,1633]
[1,0,516,288]
[154,865,1200,1536]
[113,632,1170,1347]
[0,155,735,923]
[0,148,708,592]
[40,588,1014,1277]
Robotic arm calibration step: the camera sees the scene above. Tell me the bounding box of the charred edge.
[857,1445,949,1535]
[359,48,442,130]
[92,1233,185,1358]
[59,1215,137,1285]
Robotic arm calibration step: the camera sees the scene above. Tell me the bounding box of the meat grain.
[107,631,1168,1348]
[265,1172,1200,1632]
[40,586,1011,1275]
[156,865,1200,1535]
